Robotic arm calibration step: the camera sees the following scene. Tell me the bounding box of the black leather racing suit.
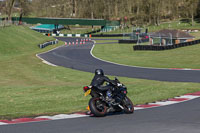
[90,74,113,92]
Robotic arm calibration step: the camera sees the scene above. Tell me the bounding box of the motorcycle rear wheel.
[89,97,107,117]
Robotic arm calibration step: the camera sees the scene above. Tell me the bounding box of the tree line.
[1,0,200,26]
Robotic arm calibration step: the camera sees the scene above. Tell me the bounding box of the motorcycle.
[83,77,134,117]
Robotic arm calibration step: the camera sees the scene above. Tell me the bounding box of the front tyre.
[89,97,107,117]
[122,96,134,114]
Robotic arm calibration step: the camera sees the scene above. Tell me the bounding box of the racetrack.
[1,37,199,133]
[38,37,200,83]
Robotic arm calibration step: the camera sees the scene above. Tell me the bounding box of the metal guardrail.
[0,19,22,27]
[44,33,89,38]
[38,40,58,49]
[0,20,13,27]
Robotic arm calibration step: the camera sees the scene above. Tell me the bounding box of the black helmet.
[95,69,104,76]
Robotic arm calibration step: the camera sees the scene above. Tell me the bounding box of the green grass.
[0,26,200,119]
[93,43,200,69]
[147,21,200,32]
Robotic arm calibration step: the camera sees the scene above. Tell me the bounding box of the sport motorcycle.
[83,77,134,117]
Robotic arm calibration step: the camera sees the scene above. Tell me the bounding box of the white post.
[137,34,140,45]
[159,33,161,46]
[149,34,151,45]
[169,33,172,45]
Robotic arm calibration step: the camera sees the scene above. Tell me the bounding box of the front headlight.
[117,83,122,87]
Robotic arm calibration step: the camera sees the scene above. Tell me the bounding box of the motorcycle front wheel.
[122,96,134,114]
[89,97,107,117]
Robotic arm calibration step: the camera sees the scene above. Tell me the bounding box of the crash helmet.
[95,69,104,76]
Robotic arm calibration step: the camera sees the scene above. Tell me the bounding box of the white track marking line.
[134,107,144,110]
[179,95,200,99]
[50,114,88,120]
[36,45,67,67]
[0,122,8,125]
[35,116,53,119]
[149,101,178,106]
[36,114,88,120]
[42,60,57,67]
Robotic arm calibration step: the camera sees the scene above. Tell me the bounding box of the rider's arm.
[103,76,117,86]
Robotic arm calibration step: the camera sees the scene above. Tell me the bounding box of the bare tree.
[15,0,200,26]
[6,0,15,21]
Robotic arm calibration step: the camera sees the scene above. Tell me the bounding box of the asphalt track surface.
[1,37,199,133]
[38,37,200,83]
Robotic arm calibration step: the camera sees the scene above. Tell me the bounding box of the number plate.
[84,89,91,96]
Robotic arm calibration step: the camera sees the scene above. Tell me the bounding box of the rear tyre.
[122,96,134,114]
[89,97,107,117]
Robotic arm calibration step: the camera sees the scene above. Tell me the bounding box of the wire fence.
[0,20,19,28]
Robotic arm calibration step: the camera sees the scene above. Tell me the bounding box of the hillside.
[0,26,92,119]
[0,26,46,56]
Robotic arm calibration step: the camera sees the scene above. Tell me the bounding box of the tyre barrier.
[85,29,101,34]
[38,40,58,49]
[118,38,149,44]
[118,39,137,43]
[133,39,200,51]
[91,33,130,37]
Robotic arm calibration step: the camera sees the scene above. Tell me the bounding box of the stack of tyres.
[38,40,58,49]
[179,43,184,47]
[190,41,195,45]
[147,45,151,50]
[183,42,187,46]
[133,39,200,51]
[153,46,156,50]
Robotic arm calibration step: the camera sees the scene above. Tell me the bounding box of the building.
[31,24,65,33]
[149,29,195,46]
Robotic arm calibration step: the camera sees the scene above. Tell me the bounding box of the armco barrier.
[133,39,200,51]
[45,33,129,38]
[38,40,58,49]
[45,33,89,38]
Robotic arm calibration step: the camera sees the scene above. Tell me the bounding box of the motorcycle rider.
[90,69,115,101]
